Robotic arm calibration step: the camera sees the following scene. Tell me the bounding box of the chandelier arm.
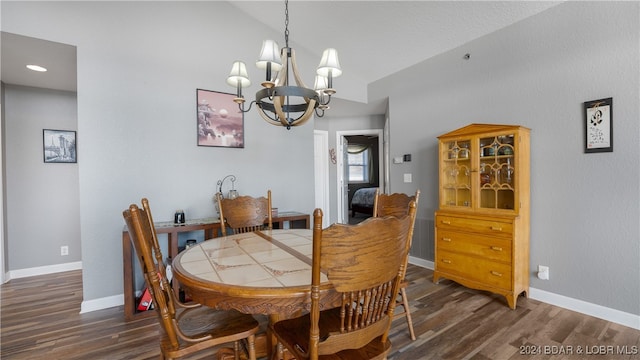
[288,48,308,89]
[273,96,291,127]
[317,93,332,107]
[274,96,316,127]
[293,99,317,126]
[315,107,325,118]
[275,48,289,87]
[256,106,284,126]
[237,100,256,113]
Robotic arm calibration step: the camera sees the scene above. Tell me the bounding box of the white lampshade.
[256,40,283,71]
[226,61,251,88]
[317,48,342,77]
[313,75,329,91]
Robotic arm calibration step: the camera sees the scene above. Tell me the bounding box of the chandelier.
[226,0,342,130]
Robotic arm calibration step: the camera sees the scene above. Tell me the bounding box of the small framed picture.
[43,129,77,163]
[196,89,244,148]
[584,97,612,153]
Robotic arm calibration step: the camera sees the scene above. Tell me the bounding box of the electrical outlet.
[537,265,549,280]
[61,246,69,256]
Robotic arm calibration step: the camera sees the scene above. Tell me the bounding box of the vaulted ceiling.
[1,1,560,116]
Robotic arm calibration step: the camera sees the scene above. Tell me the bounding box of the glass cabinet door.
[478,134,516,210]
[441,139,472,208]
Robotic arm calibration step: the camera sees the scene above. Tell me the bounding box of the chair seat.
[272,307,391,360]
[161,306,259,359]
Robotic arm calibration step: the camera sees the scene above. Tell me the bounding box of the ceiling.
[1,32,77,93]
[1,1,560,116]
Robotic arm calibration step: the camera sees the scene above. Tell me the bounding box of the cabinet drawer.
[436,230,512,263]
[436,215,513,238]
[436,250,512,290]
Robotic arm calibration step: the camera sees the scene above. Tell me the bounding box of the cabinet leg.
[506,294,517,310]
[433,273,441,284]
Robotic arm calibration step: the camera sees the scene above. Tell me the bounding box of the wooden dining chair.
[373,190,421,341]
[217,190,273,236]
[271,203,416,360]
[123,202,259,360]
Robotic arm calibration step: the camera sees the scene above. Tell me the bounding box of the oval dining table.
[171,228,341,358]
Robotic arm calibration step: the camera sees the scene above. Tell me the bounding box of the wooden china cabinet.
[433,123,530,309]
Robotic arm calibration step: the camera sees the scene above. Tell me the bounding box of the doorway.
[336,129,384,224]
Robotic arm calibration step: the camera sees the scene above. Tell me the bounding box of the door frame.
[335,129,384,224]
[313,130,331,228]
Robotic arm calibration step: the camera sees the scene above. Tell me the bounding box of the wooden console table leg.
[122,232,135,321]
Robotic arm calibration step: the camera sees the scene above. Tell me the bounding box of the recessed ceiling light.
[26,64,47,72]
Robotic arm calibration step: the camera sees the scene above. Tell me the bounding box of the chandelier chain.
[284,0,289,48]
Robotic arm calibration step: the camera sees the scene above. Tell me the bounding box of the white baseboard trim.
[408,256,433,270]
[408,259,639,331]
[80,294,124,314]
[8,261,82,280]
[529,287,640,330]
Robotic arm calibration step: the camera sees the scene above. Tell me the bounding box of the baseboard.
[80,294,124,314]
[8,261,82,280]
[408,259,639,331]
[529,287,640,330]
[408,256,433,270]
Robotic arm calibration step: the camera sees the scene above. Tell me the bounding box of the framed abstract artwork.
[196,89,244,148]
[43,129,77,163]
[584,97,612,153]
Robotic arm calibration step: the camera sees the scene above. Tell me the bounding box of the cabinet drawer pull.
[490,226,503,231]
[441,220,451,225]
[490,271,503,277]
[442,237,452,242]
[442,259,452,264]
[490,246,503,251]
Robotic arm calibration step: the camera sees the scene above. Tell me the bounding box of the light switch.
[393,157,404,164]
[404,173,412,183]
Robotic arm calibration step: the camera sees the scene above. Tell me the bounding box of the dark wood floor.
[2,265,639,359]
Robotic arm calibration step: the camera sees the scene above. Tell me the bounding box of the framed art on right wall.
[584,97,613,153]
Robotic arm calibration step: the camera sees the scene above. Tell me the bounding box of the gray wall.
[371,2,640,316]
[2,2,316,306]
[3,85,80,269]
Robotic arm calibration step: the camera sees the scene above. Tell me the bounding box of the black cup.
[174,210,185,224]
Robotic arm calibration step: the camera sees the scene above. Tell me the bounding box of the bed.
[350,187,378,217]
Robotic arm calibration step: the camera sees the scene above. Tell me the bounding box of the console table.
[122,212,310,321]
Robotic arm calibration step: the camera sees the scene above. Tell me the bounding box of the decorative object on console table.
[434,123,530,309]
[215,174,237,217]
[173,210,185,225]
[196,89,244,148]
[584,97,612,153]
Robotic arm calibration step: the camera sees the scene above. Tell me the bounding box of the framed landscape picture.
[43,129,77,163]
[196,89,244,148]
